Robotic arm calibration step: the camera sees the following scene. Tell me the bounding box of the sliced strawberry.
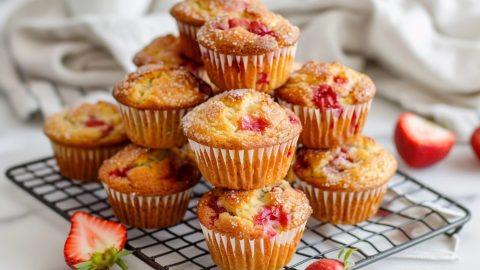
[239,116,269,133]
[64,211,131,270]
[306,259,344,270]
[306,248,356,270]
[471,127,480,160]
[248,21,277,37]
[394,112,455,168]
[222,18,277,38]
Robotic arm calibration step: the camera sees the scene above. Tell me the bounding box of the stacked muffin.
[43,0,398,268]
[276,61,398,224]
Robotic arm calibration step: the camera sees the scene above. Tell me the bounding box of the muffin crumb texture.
[99,144,200,196]
[294,136,397,191]
[182,89,302,148]
[197,181,312,239]
[276,61,376,108]
[43,101,128,147]
[113,65,210,110]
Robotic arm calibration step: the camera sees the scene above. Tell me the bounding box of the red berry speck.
[333,75,347,84]
[288,115,300,125]
[108,166,132,178]
[85,117,113,137]
[254,205,290,237]
[313,85,342,111]
[208,196,226,225]
[257,72,269,85]
[239,116,269,133]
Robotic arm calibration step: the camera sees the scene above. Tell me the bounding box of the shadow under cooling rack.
[5,157,471,270]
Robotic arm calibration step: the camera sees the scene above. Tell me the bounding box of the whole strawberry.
[306,248,355,270]
[64,211,131,270]
[471,127,480,160]
[394,112,455,168]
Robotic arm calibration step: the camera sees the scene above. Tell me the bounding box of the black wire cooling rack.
[5,157,471,269]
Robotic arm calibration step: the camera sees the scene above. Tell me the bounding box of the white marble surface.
[0,95,478,270]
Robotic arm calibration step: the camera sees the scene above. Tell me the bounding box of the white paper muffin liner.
[51,141,124,181]
[199,44,297,93]
[188,136,298,190]
[103,185,193,229]
[200,222,306,270]
[278,99,371,148]
[296,180,388,224]
[176,21,202,61]
[118,104,188,149]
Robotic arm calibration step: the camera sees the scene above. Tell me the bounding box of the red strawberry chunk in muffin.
[333,75,347,84]
[108,166,132,178]
[84,116,114,136]
[257,72,269,85]
[239,116,269,133]
[254,205,290,237]
[220,18,278,38]
[208,196,226,225]
[313,85,342,111]
[288,115,300,125]
[328,147,354,173]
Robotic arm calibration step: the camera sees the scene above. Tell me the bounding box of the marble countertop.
[0,96,478,270]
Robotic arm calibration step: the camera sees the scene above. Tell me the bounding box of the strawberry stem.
[74,248,132,270]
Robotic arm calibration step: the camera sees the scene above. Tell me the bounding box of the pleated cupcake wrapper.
[51,142,124,181]
[103,185,193,229]
[176,21,202,62]
[200,222,306,270]
[278,99,371,148]
[296,180,388,224]
[188,137,298,190]
[118,104,188,149]
[199,44,297,93]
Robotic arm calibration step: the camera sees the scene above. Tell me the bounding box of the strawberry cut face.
[305,259,345,270]
[254,205,290,237]
[394,112,455,168]
[64,211,129,269]
[239,116,269,133]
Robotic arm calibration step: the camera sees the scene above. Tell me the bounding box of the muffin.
[197,9,300,93]
[132,34,218,92]
[276,61,375,148]
[198,180,312,270]
[182,89,302,189]
[170,0,265,62]
[43,101,128,181]
[113,65,210,149]
[99,144,200,229]
[294,136,397,224]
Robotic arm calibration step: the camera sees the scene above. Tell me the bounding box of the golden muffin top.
[43,101,128,147]
[181,89,302,149]
[197,8,299,55]
[276,61,376,109]
[99,144,200,196]
[113,65,210,110]
[294,136,397,191]
[197,180,312,238]
[132,34,201,71]
[170,0,265,26]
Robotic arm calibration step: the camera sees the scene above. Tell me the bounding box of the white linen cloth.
[0,0,479,141]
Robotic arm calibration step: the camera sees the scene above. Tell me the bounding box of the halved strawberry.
[471,127,480,160]
[64,211,131,270]
[306,248,355,270]
[394,112,455,168]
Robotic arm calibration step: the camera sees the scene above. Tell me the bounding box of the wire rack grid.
[5,157,471,269]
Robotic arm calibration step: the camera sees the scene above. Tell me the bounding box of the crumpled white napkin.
[1,0,479,141]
